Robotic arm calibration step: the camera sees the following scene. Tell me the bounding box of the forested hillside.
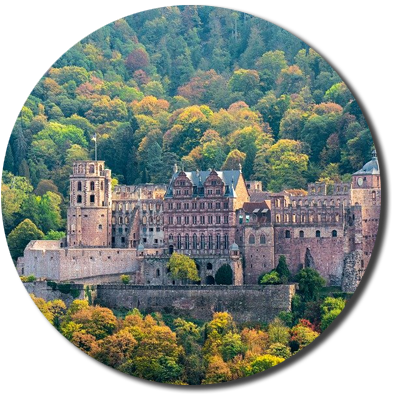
[2,5,373,241]
[30,288,347,385]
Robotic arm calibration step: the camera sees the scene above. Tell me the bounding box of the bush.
[120,275,130,284]
[260,271,281,285]
[21,275,36,282]
[215,264,233,285]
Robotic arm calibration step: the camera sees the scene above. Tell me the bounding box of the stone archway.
[206,275,215,285]
[169,245,174,255]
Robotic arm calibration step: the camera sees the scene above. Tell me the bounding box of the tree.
[295,268,326,302]
[268,318,290,345]
[260,271,281,285]
[245,354,284,376]
[215,264,233,285]
[7,219,44,260]
[120,275,130,284]
[256,50,288,90]
[167,253,200,283]
[275,255,291,282]
[221,149,246,170]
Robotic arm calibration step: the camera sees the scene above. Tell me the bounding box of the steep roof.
[165,169,241,198]
[353,151,380,176]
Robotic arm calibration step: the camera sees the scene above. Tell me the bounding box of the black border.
[1,5,392,393]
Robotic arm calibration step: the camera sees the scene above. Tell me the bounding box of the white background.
[0,0,400,400]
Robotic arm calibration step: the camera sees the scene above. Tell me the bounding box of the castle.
[17,152,381,292]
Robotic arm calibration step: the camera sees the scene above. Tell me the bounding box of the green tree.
[167,253,200,283]
[276,255,291,282]
[215,264,233,285]
[295,268,326,302]
[7,219,44,260]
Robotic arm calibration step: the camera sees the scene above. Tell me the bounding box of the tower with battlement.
[67,161,112,248]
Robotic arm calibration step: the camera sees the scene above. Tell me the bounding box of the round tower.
[67,161,112,247]
[350,150,381,271]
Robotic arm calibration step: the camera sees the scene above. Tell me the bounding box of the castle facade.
[17,153,381,292]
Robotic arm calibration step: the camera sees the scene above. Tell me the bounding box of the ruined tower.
[67,161,112,247]
[350,150,381,271]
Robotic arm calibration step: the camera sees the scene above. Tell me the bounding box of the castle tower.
[351,150,381,271]
[67,161,112,247]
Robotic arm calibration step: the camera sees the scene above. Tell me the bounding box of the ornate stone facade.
[17,153,381,292]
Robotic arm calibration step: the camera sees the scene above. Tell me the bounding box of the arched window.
[101,181,104,191]
[207,263,213,270]
[185,234,190,250]
[118,217,123,224]
[332,230,337,237]
[285,214,289,223]
[208,235,213,249]
[260,234,266,244]
[118,203,123,211]
[276,214,280,223]
[249,234,255,244]
[335,213,340,222]
[316,230,321,238]
[201,234,205,249]
[177,234,182,249]
[193,234,197,249]
[99,165,103,173]
[292,214,296,223]
[372,191,376,200]
[299,230,304,238]
[142,217,147,224]
[89,164,95,173]
[301,215,306,223]
[125,217,129,224]
[285,230,291,238]
[77,164,83,173]
[156,269,160,277]
[216,234,221,249]
[90,181,95,190]
[77,195,82,203]
[77,181,82,191]
[169,234,173,242]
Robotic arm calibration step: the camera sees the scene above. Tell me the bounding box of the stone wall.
[23,281,86,307]
[95,284,296,323]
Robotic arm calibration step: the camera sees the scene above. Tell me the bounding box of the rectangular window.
[216,216,221,224]
[168,216,173,224]
[200,216,205,224]
[224,202,229,209]
[168,203,173,210]
[184,216,189,224]
[176,203,181,210]
[192,216,197,224]
[224,215,229,224]
[207,189,213,195]
[184,203,189,210]
[184,190,189,195]
[216,189,221,195]
[208,215,213,224]
[224,234,229,249]
[208,202,213,209]
[90,194,95,203]
[216,202,221,209]
[177,216,182,224]
[200,202,205,209]
[208,235,213,249]
[216,235,221,249]
[192,202,197,209]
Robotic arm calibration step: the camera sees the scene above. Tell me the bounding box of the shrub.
[215,264,233,285]
[120,275,130,285]
[260,271,281,285]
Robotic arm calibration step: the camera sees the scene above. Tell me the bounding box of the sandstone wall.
[95,284,296,323]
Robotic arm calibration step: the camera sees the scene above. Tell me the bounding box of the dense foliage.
[30,290,347,385]
[2,6,373,249]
